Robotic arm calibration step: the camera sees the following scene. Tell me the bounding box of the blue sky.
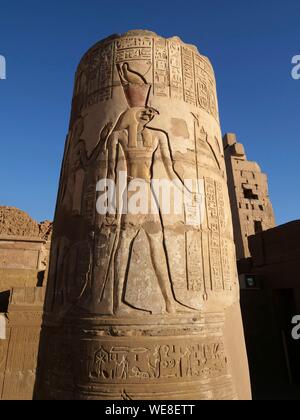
[0,0,299,224]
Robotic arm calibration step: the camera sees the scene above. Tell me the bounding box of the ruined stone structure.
[0,288,46,400]
[35,30,251,400]
[0,207,52,400]
[224,134,275,260]
[238,222,300,399]
[222,135,300,398]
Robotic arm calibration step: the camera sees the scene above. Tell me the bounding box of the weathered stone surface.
[0,207,40,237]
[0,236,50,294]
[0,269,40,292]
[0,238,43,269]
[224,134,275,260]
[0,288,44,400]
[0,207,52,240]
[35,30,251,400]
[38,221,53,241]
[0,209,52,293]
[0,209,52,400]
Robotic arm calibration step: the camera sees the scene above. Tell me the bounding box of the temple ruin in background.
[223,135,300,399]
[0,206,52,400]
[223,133,275,260]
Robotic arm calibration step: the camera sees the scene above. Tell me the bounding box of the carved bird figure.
[117,62,147,85]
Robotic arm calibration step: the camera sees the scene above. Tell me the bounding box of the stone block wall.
[0,207,52,400]
[0,288,45,400]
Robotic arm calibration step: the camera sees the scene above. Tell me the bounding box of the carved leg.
[146,231,178,314]
[114,227,140,315]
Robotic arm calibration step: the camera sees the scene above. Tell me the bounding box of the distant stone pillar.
[223,133,276,260]
[35,30,251,400]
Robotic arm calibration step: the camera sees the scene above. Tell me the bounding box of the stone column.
[35,30,251,400]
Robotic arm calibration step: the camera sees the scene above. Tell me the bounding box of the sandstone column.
[35,30,251,400]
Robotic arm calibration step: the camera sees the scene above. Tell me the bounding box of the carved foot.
[114,303,150,317]
[165,301,199,314]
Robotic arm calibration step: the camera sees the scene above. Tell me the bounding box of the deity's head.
[136,107,159,126]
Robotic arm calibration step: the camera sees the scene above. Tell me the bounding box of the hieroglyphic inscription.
[82,184,96,225]
[115,37,152,63]
[182,47,196,105]
[216,182,226,232]
[72,36,218,121]
[168,41,183,100]
[89,340,228,383]
[153,38,169,97]
[186,231,204,292]
[194,54,218,120]
[194,55,209,112]
[216,183,232,291]
[220,238,232,291]
[205,178,223,291]
[98,43,115,102]
[74,42,115,112]
[184,193,202,228]
[115,37,153,50]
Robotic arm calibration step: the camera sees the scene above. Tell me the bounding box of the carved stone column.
[35,30,251,400]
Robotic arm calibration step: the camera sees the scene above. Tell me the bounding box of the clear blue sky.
[0,0,299,224]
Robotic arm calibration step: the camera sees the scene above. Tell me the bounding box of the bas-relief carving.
[124,229,166,315]
[89,65,202,316]
[87,340,228,383]
[37,33,251,401]
[71,35,219,124]
[60,118,112,217]
[39,325,235,399]
[51,59,234,316]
